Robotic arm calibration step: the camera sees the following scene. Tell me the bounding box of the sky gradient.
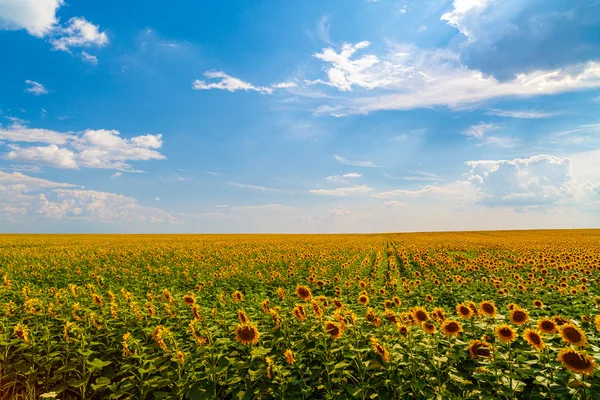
[1,0,600,233]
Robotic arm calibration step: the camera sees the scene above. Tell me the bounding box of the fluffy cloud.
[440,0,490,41]
[0,171,175,224]
[0,0,63,37]
[0,122,165,171]
[307,42,600,115]
[25,80,48,95]
[0,2,107,60]
[49,17,109,52]
[466,155,600,209]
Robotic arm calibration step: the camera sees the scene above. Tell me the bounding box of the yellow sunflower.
[456,303,472,319]
[560,324,587,347]
[412,306,429,322]
[558,348,597,375]
[422,321,436,334]
[479,301,496,318]
[523,328,545,351]
[295,285,312,301]
[495,324,517,343]
[235,323,260,345]
[509,307,530,326]
[324,321,342,339]
[441,320,463,337]
[468,340,492,359]
[538,318,558,334]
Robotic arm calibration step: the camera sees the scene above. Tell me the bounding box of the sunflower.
[295,285,312,301]
[232,291,244,303]
[311,300,324,319]
[410,306,428,322]
[431,307,446,322]
[393,296,401,306]
[284,349,295,365]
[292,304,307,321]
[456,304,472,319]
[560,324,588,347]
[235,323,260,345]
[479,301,496,318]
[533,299,543,308]
[538,318,558,334]
[495,324,517,343]
[594,315,600,333]
[370,337,390,362]
[276,287,285,300]
[558,348,597,375]
[520,328,544,351]
[238,310,250,324]
[261,299,270,314]
[14,323,29,343]
[509,307,530,326]
[468,340,492,359]
[396,324,410,337]
[183,294,195,305]
[176,351,185,364]
[357,294,369,305]
[441,320,463,337]
[324,321,342,339]
[466,301,480,317]
[422,321,436,334]
[333,298,343,309]
[552,315,570,326]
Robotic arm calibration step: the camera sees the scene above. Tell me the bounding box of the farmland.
[1,230,600,399]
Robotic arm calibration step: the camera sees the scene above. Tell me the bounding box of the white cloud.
[0,0,63,37]
[81,51,98,65]
[463,122,498,140]
[384,200,406,207]
[326,172,362,183]
[25,80,48,95]
[49,17,109,52]
[0,171,175,224]
[334,155,379,167]
[271,82,297,89]
[373,185,457,199]
[310,185,373,196]
[417,25,427,32]
[384,171,441,181]
[485,109,554,119]
[227,182,284,193]
[317,15,334,46]
[440,0,489,41]
[9,165,42,173]
[312,41,379,91]
[308,42,600,114]
[0,123,166,171]
[192,71,274,94]
[231,204,294,212]
[466,155,600,208]
[0,122,71,145]
[111,172,122,178]
[6,145,78,169]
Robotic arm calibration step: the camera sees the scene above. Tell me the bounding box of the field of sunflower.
[1,230,600,399]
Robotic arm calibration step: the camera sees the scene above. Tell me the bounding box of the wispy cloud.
[310,185,373,196]
[317,15,335,46]
[334,155,379,167]
[227,181,286,193]
[231,204,294,212]
[485,109,554,119]
[25,80,48,95]
[384,171,441,181]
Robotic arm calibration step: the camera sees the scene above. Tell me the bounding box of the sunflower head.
[295,285,312,301]
[232,291,244,303]
[533,299,543,308]
[324,321,342,339]
[495,324,517,343]
[480,301,496,317]
[292,304,307,321]
[183,294,195,305]
[441,320,463,337]
[523,328,545,351]
[393,296,401,306]
[357,294,369,305]
[235,323,260,345]
[509,308,530,326]
[396,323,409,337]
[238,310,249,324]
[422,321,436,334]
[538,318,558,334]
[283,349,295,365]
[431,307,446,322]
[560,323,587,347]
[558,348,597,375]
[594,315,600,333]
[456,304,473,319]
[370,337,390,362]
[468,340,492,359]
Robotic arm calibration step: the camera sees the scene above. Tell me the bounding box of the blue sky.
[1,0,600,233]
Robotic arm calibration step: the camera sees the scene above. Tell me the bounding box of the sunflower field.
[1,230,600,399]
